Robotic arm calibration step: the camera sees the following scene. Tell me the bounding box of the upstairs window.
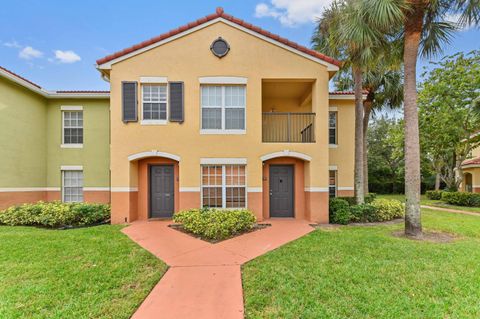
[63,110,83,146]
[142,85,167,123]
[201,85,246,133]
[329,112,337,145]
[62,170,83,203]
[201,165,246,208]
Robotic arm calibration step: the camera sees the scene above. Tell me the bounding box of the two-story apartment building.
[0,8,356,224]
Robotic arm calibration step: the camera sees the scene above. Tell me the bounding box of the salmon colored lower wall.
[0,191,46,210]
[306,191,329,223]
[84,191,110,204]
[338,190,354,197]
[47,191,61,201]
[262,157,306,220]
[137,158,179,220]
[473,187,480,193]
[248,192,263,221]
[178,191,201,211]
[111,191,138,224]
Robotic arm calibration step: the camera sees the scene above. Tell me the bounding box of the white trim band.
[304,187,329,192]
[61,165,83,171]
[0,187,60,192]
[247,187,262,193]
[61,144,83,149]
[83,187,110,191]
[140,76,168,83]
[199,76,247,84]
[180,187,201,192]
[260,150,312,162]
[338,187,354,191]
[200,158,247,165]
[329,165,338,170]
[128,150,181,162]
[61,105,83,111]
[111,187,138,192]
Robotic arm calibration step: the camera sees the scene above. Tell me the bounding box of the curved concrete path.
[122,219,314,319]
[421,205,480,217]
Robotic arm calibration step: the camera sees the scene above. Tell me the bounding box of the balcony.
[262,112,315,143]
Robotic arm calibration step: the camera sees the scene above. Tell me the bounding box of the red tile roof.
[0,65,42,89]
[55,90,110,94]
[462,157,480,166]
[96,7,342,67]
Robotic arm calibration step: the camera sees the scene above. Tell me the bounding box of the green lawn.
[377,194,480,213]
[0,225,167,319]
[243,209,480,318]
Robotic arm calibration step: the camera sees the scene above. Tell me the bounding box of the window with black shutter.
[169,82,184,122]
[122,81,138,122]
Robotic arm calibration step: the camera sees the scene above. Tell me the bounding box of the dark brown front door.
[269,165,294,217]
[150,165,174,218]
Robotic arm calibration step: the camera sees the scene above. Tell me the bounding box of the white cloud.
[255,0,333,27]
[446,13,474,31]
[19,46,43,60]
[54,50,81,63]
[3,40,21,48]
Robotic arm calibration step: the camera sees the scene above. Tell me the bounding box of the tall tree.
[419,51,480,190]
[312,0,399,203]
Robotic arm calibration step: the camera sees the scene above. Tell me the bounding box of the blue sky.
[1,0,478,91]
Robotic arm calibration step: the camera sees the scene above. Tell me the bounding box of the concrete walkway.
[421,205,480,217]
[122,219,314,319]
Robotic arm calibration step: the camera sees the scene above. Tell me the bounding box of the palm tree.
[313,0,400,204]
[332,55,404,194]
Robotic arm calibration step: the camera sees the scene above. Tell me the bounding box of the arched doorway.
[464,173,473,192]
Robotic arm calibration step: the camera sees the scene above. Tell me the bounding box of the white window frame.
[62,169,84,203]
[329,111,338,147]
[200,85,246,134]
[61,109,83,148]
[141,83,168,125]
[329,170,337,198]
[201,164,247,209]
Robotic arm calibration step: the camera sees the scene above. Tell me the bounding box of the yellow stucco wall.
[328,99,355,190]
[108,21,341,190]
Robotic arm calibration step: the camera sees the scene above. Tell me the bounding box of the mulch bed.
[392,230,457,243]
[168,223,271,243]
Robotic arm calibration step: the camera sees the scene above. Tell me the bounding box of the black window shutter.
[169,82,184,122]
[122,81,137,122]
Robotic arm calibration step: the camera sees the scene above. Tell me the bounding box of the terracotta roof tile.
[462,157,480,166]
[96,7,342,67]
[0,66,42,89]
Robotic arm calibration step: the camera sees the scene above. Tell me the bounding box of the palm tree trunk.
[363,100,373,195]
[403,1,424,237]
[353,66,364,204]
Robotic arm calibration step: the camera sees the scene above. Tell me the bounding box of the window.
[329,112,337,145]
[63,111,83,145]
[62,170,83,202]
[201,165,246,208]
[201,85,246,132]
[329,170,337,198]
[142,84,167,123]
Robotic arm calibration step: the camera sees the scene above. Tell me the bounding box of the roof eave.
[95,17,340,72]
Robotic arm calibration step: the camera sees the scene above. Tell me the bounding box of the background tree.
[312,0,401,203]
[419,50,480,190]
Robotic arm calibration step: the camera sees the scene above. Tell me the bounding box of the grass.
[242,208,480,318]
[377,194,480,213]
[0,225,167,319]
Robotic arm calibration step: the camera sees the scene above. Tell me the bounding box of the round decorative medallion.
[210,37,230,58]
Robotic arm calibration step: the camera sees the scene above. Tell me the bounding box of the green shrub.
[0,201,110,228]
[441,191,480,207]
[369,199,405,222]
[349,204,377,223]
[426,190,444,200]
[173,208,256,240]
[337,193,377,205]
[329,198,351,224]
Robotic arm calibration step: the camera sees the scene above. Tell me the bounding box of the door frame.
[269,164,295,218]
[148,164,175,218]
